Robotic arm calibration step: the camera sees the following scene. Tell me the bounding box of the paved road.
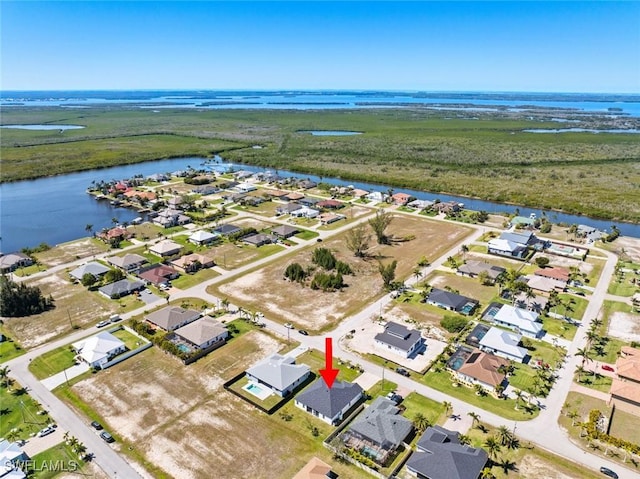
[8,200,640,478]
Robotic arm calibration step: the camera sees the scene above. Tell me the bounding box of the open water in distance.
[1,156,639,253]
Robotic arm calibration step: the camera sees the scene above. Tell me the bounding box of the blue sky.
[2,1,639,92]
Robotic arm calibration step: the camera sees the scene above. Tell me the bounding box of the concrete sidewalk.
[41,363,90,390]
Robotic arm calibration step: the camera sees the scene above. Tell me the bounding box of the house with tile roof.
[292,457,338,479]
[610,347,640,413]
[535,266,570,283]
[453,348,509,394]
[246,354,311,397]
[479,327,528,363]
[375,322,424,358]
[138,264,179,286]
[295,379,363,425]
[406,426,488,479]
[170,253,215,273]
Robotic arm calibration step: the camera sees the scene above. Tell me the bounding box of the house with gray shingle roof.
[426,289,478,316]
[145,306,201,332]
[246,353,310,397]
[295,379,363,425]
[98,278,145,299]
[406,425,488,479]
[107,253,148,272]
[69,262,111,281]
[374,322,424,358]
[344,396,413,463]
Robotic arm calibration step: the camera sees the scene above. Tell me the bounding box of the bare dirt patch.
[613,236,640,263]
[518,455,575,479]
[36,239,110,266]
[2,273,117,348]
[609,311,640,342]
[214,215,472,331]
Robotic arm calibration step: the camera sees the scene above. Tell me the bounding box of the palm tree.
[460,244,469,261]
[413,267,423,282]
[220,298,229,312]
[413,413,431,433]
[74,441,87,456]
[442,401,452,416]
[496,425,514,447]
[6,428,21,443]
[568,409,579,426]
[585,330,599,348]
[575,365,586,383]
[575,347,592,367]
[480,467,495,479]
[458,434,471,446]
[0,366,10,388]
[467,411,481,428]
[483,436,501,460]
[513,389,525,410]
[591,317,603,332]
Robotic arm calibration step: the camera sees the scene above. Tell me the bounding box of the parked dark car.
[90,421,103,430]
[298,330,309,336]
[599,467,618,479]
[100,431,115,443]
[395,367,410,377]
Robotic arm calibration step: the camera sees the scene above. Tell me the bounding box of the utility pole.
[67,309,74,330]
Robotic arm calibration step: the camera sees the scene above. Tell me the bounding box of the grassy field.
[29,345,77,379]
[35,238,111,267]
[0,335,25,363]
[53,332,368,479]
[0,379,51,439]
[3,108,639,221]
[211,215,472,332]
[170,268,219,289]
[29,443,95,479]
[400,392,446,426]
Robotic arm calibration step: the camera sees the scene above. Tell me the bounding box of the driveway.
[139,289,160,305]
[41,362,90,390]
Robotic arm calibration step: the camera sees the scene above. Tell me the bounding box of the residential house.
[487,238,527,258]
[214,224,242,237]
[465,323,490,349]
[434,201,461,215]
[344,396,413,464]
[319,213,345,225]
[509,216,536,229]
[610,347,640,413]
[147,173,169,182]
[577,224,605,243]
[97,226,131,242]
[123,189,156,202]
[191,185,219,195]
[299,197,321,208]
[174,315,228,350]
[145,306,201,332]
[69,262,111,281]
[299,180,317,189]
[453,348,509,394]
[391,192,413,205]
[374,322,424,358]
[170,253,215,273]
[263,189,289,198]
[271,225,299,239]
[233,170,254,181]
[167,197,183,209]
[407,199,434,210]
[500,230,536,246]
[188,230,219,245]
[291,206,320,219]
[98,278,145,299]
[107,253,147,272]
[295,379,363,425]
[535,266,569,284]
[243,233,273,247]
[513,291,548,314]
[276,202,303,215]
[245,353,311,397]
[425,289,478,316]
[0,440,29,478]
[523,274,566,293]
[292,457,338,479]
[0,253,33,273]
[406,426,488,479]
[366,191,388,203]
[457,260,505,282]
[351,188,369,199]
[491,305,544,338]
[153,208,191,228]
[316,199,344,210]
[72,331,126,369]
[150,239,182,257]
[284,192,305,202]
[479,327,528,363]
[234,182,257,193]
[138,264,179,286]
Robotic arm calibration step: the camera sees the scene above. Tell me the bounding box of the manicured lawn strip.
[508,363,538,394]
[0,380,50,438]
[426,271,498,305]
[575,371,613,393]
[540,315,578,340]
[294,229,320,240]
[608,278,640,297]
[0,336,25,363]
[423,369,539,420]
[367,380,398,399]
[111,328,144,351]
[29,346,77,380]
[363,352,423,379]
[117,246,163,265]
[296,349,361,383]
[592,300,631,363]
[30,443,89,479]
[400,392,446,426]
[171,268,219,289]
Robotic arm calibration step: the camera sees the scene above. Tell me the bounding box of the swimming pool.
[361,445,381,460]
[242,381,273,400]
[450,357,465,370]
[177,344,191,353]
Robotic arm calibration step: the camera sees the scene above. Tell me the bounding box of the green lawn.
[29,346,77,380]
[11,263,47,277]
[111,328,145,351]
[227,374,285,409]
[294,229,320,240]
[171,268,219,289]
[367,380,398,399]
[554,294,589,321]
[0,380,50,439]
[400,392,446,426]
[0,336,25,363]
[575,371,613,393]
[296,349,361,383]
[540,315,578,340]
[590,300,632,362]
[30,443,90,479]
[423,369,539,420]
[608,262,640,296]
[584,257,606,286]
[522,337,566,366]
[608,406,640,444]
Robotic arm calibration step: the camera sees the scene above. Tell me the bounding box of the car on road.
[100,431,115,443]
[395,367,410,377]
[601,365,615,372]
[298,330,309,336]
[284,323,294,329]
[96,320,109,328]
[90,421,103,430]
[37,426,56,438]
[599,467,618,479]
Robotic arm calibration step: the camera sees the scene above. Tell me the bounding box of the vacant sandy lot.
[36,238,110,267]
[3,273,117,348]
[609,311,640,342]
[518,456,575,479]
[214,215,472,331]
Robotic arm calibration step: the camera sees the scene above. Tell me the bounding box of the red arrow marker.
[319,337,339,389]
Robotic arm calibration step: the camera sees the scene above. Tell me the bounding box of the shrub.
[310,272,344,291]
[284,263,307,283]
[534,256,550,268]
[335,260,352,275]
[440,315,469,333]
[312,247,336,270]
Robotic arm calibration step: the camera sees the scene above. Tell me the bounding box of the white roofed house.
[149,239,182,257]
[290,206,320,218]
[188,230,220,245]
[492,304,544,338]
[69,261,111,281]
[479,327,528,363]
[245,353,311,397]
[72,331,126,369]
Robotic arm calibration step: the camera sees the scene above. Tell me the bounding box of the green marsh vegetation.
[2,107,639,221]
